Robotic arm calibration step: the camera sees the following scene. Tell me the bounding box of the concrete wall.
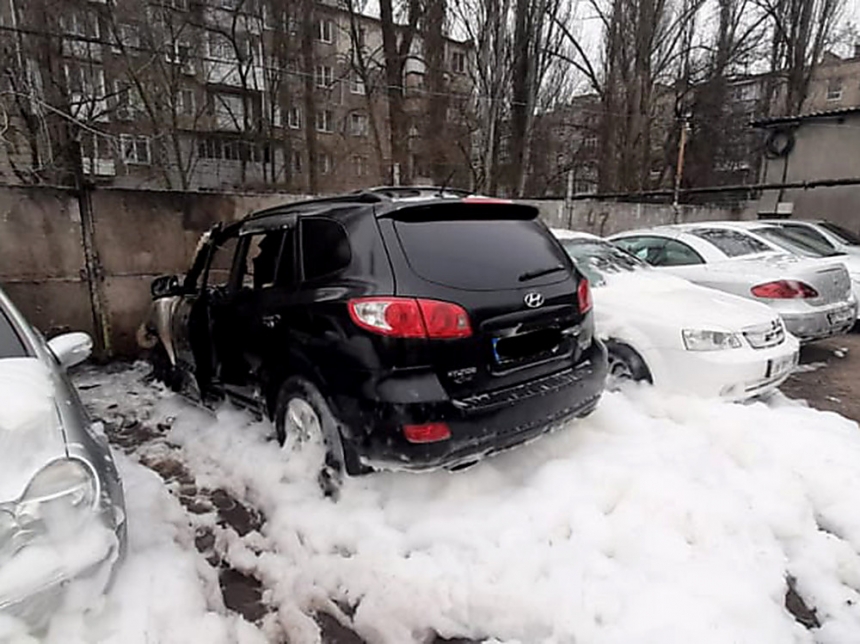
[757,113,860,231]
[523,199,751,236]
[0,185,309,357]
[0,185,751,358]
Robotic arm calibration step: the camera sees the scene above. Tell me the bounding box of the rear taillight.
[750,280,819,299]
[348,297,472,339]
[403,422,452,443]
[577,278,593,314]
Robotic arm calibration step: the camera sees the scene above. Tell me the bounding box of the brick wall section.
[0,185,752,357]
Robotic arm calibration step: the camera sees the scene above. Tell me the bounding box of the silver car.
[609,224,857,342]
[0,287,125,628]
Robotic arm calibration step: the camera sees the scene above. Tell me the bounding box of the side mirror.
[48,332,93,370]
[151,274,182,299]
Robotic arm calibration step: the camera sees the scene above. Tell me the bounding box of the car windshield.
[686,228,773,257]
[0,306,28,359]
[819,222,860,246]
[753,226,845,258]
[560,238,648,286]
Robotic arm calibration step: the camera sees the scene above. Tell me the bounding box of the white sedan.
[553,229,800,400]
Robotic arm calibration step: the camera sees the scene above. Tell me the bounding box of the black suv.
[140,188,606,477]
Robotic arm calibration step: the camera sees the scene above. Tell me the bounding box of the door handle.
[262,314,281,328]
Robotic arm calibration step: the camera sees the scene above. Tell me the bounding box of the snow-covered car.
[609,223,857,343]
[553,230,800,400]
[0,288,126,628]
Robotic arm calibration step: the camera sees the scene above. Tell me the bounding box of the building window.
[292,150,303,173]
[353,154,367,177]
[214,93,246,130]
[584,136,598,151]
[112,23,141,52]
[176,88,195,116]
[315,65,333,88]
[350,72,366,95]
[451,50,466,74]
[316,19,334,44]
[288,106,301,129]
[120,134,151,165]
[271,103,282,127]
[208,32,233,61]
[114,80,143,120]
[315,109,334,133]
[827,78,843,102]
[350,112,368,136]
[319,152,332,175]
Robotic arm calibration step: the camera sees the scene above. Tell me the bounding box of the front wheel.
[274,378,348,497]
[605,340,652,390]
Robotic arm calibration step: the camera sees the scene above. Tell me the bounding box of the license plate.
[828,307,854,326]
[766,352,798,379]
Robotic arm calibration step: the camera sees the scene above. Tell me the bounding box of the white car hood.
[0,358,67,502]
[595,271,777,330]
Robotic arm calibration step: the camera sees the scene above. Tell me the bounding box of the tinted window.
[301,218,351,282]
[779,224,834,248]
[660,240,704,266]
[688,228,771,257]
[561,239,647,285]
[753,227,842,258]
[0,307,28,359]
[819,222,860,246]
[395,218,570,290]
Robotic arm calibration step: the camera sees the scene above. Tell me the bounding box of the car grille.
[452,365,590,414]
[743,320,785,349]
[815,267,851,304]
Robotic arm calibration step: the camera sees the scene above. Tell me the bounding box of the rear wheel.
[274,378,348,497]
[605,340,652,390]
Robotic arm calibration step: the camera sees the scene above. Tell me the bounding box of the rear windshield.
[687,228,772,257]
[561,239,647,286]
[753,227,844,258]
[394,216,571,291]
[820,222,860,246]
[0,307,28,359]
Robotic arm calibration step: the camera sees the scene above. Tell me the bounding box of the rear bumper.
[341,340,607,471]
[780,300,857,342]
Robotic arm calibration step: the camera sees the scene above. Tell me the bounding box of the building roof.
[752,107,860,128]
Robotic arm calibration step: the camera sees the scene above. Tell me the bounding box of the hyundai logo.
[524,292,544,308]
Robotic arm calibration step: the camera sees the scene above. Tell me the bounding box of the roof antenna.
[437,169,456,198]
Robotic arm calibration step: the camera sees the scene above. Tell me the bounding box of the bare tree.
[757,0,846,114]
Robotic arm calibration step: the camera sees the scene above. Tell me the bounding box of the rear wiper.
[518,264,566,282]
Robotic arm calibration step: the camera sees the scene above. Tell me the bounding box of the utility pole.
[672,112,691,223]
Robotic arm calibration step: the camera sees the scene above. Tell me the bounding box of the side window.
[660,240,705,266]
[613,236,668,266]
[208,235,241,287]
[242,231,285,290]
[301,218,351,282]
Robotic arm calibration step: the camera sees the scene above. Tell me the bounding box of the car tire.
[605,340,652,389]
[274,377,351,497]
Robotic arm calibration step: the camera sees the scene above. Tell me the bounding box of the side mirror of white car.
[48,332,93,370]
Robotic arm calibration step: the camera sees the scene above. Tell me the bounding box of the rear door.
[379,203,589,399]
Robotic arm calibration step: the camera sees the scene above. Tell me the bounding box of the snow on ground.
[3,447,266,644]
[75,364,860,644]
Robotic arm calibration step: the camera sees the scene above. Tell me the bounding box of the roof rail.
[358,185,473,200]
[244,192,383,221]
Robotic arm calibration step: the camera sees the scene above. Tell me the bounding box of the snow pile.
[89,380,860,644]
[2,453,265,644]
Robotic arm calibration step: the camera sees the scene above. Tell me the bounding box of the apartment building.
[0,0,474,193]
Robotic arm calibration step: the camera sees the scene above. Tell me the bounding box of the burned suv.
[140,188,606,476]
